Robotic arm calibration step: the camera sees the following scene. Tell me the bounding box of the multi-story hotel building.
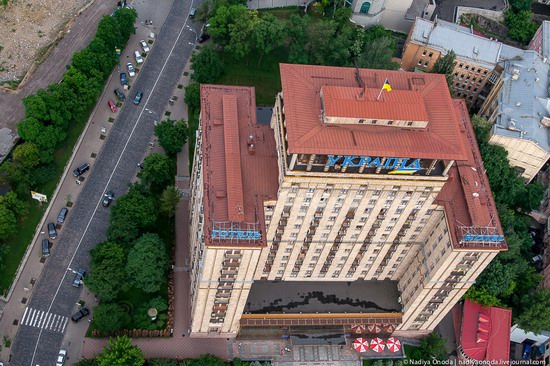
[188,65,506,339]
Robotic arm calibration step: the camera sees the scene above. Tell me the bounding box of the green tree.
[430,50,456,88]
[132,297,168,330]
[126,233,169,293]
[138,153,175,189]
[13,142,41,168]
[356,36,399,70]
[73,359,99,366]
[190,44,225,83]
[286,15,310,64]
[475,259,518,297]
[108,184,157,243]
[0,204,17,241]
[464,286,503,307]
[93,303,130,333]
[147,360,179,366]
[510,0,533,12]
[185,82,201,111]
[86,242,128,301]
[252,14,286,65]
[505,10,538,44]
[305,20,352,66]
[160,185,182,220]
[97,336,144,366]
[208,4,249,46]
[227,9,261,59]
[187,355,228,366]
[0,162,32,197]
[516,289,550,333]
[154,120,188,155]
[418,333,447,360]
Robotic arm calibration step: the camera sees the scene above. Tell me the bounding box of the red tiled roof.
[200,85,279,248]
[321,86,429,122]
[279,63,469,160]
[460,299,512,366]
[435,100,506,251]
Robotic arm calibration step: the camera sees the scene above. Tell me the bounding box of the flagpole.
[376,85,384,101]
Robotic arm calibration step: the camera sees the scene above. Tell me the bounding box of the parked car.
[72,268,86,287]
[533,255,543,264]
[133,91,144,105]
[47,223,57,240]
[57,207,68,223]
[41,239,50,257]
[126,62,135,77]
[107,100,118,113]
[71,307,90,322]
[189,7,197,18]
[56,349,67,366]
[134,50,143,64]
[139,40,150,53]
[102,191,115,207]
[72,162,89,177]
[114,88,126,101]
[197,33,210,43]
[120,72,128,86]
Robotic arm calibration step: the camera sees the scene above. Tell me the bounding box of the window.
[415,227,422,232]
[424,61,429,67]
[411,235,417,240]
[325,225,333,230]
[315,248,322,253]
[459,63,464,68]
[422,50,427,56]
[426,209,434,215]
[294,224,301,229]
[332,207,340,213]
[391,218,398,222]
[359,1,371,14]
[364,208,372,214]
[282,256,290,260]
[407,121,413,126]
[321,233,328,238]
[385,200,393,205]
[356,225,364,230]
[385,226,394,232]
[291,233,298,238]
[418,59,423,65]
[307,188,315,193]
[368,199,376,205]
[277,270,284,274]
[395,208,404,214]
[388,120,394,125]
[340,189,348,195]
[360,217,367,222]
[465,65,470,70]
[300,206,308,212]
[428,52,433,57]
[488,72,498,84]
[329,216,336,221]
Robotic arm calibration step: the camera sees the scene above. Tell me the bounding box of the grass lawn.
[258,6,302,19]
[0,111,89,294]
[216,47,289,106]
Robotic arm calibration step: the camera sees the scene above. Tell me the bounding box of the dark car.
[71,307,90,322]
[47,223,57,240]
[73,162,89,177]
[120,72,128,86]
[41,239,50,257]
[114,88,126,101]
[197,33,210,43]
[72,268,86,287]
[102,191,115,207]
[57,207,68,224]
[133,91,143,105]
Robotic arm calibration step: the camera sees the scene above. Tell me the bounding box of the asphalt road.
[8,0,201,364]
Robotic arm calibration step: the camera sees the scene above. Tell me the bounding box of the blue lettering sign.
[463,234,505,243]
[326,155,423,174]
[212,230,261,240]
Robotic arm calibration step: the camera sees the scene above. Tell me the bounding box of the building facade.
[189,65,506,339]
[402,18,503,109]
[349,0,435,33]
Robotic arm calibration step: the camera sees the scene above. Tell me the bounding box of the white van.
[134,50,143,64]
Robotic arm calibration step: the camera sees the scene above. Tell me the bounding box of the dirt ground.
[0,0,92,82]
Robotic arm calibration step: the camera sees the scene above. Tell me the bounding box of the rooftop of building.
[460,299,512,366]
[279,63,469,161]
[510,324,550,346]
[409,17,502,69]
[245,280,401,314]
[435,100,506,251]
[200,85,279,248]
[492,50,550,154]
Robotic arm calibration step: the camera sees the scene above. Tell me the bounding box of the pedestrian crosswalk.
[21,307,69,333]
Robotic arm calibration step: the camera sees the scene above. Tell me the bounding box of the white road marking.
[20,307,68,334]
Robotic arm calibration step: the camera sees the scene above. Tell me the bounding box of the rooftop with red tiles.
[460,299,512,366]
[435,100,506,251]
[279,63,469,160]
[200,85,279,248]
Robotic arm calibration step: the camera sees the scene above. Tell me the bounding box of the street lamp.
[186,25,198,42]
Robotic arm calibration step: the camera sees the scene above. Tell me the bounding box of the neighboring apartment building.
[349,0,435,33]
[510,325,550,365]
[402,17,503,108]
[478,49,550,182]
[188,65,506,339]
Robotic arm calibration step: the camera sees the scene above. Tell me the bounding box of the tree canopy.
[505,10,538,44]
[126,233,169,293]
[97,336,144,366]
[93,303,130,333]
[190,44,225,84]
[430,50,456,88]
[154,120,188,155]
[86,241,128,302]
[138,153,175,189]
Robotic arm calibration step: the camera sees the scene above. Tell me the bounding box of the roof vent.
[516,102,522,107]
[247,134,256,155]
[544,57,548,63]
[536,78,540,83]
[508,119,520,131]
[473,47,479,55]
[511,69,520,80]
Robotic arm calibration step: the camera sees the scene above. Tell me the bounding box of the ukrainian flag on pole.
[383,79,392,92]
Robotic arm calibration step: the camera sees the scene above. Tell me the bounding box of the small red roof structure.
[459,299,512,366]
